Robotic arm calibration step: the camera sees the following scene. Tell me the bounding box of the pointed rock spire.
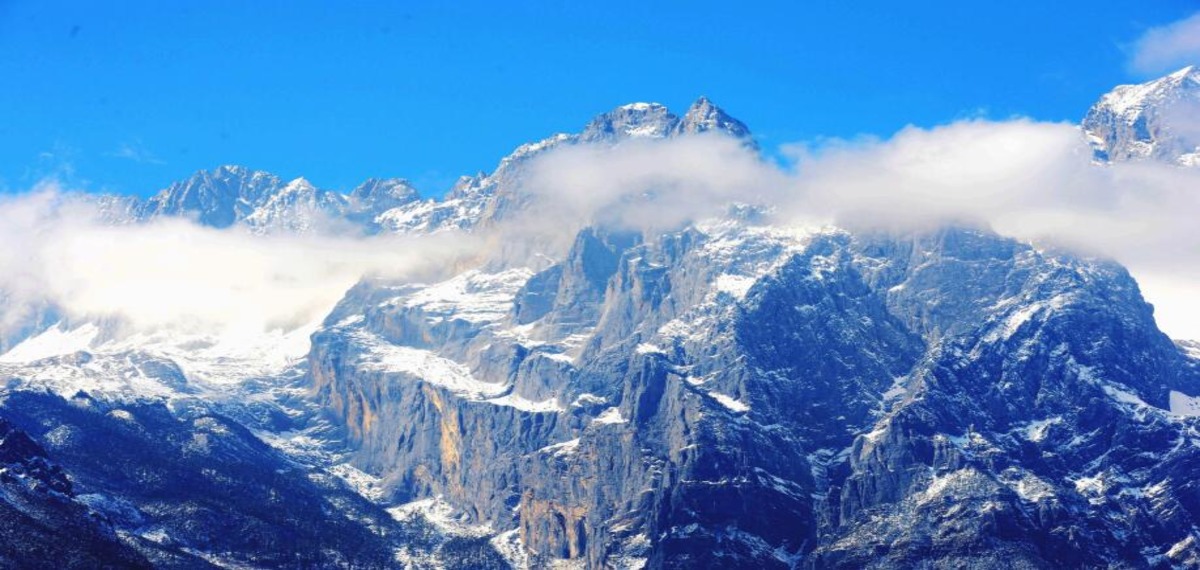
[674,96,753,140]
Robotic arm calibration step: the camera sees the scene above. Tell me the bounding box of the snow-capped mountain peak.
[581,102,679,142]
[140,165,284,227]
[350,177,420,208]
[674,95,754,142]
[1083,66,1200,165]
[1092,66,1198,116]
[579,97,755,146]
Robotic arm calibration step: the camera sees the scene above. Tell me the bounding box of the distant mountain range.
[1,71,1199,568]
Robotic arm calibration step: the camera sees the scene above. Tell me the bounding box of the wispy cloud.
[1128,12,1200,75]
[107,140,166,165]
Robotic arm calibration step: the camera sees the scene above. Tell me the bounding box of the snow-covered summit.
[374,98,757,234]
[580,97,754,144]
[122,166,423,234]
[140,165,285,227]
[349,177,420,209]
[673,96,754,144]
[581,102,679,142]
[1083,66,1200,165]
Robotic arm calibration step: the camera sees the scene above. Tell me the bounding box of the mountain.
[94,165,423,235]
[2,86,1200,569]
[376,96,756,235]
[1083,66,1200,166]
[80,97,754,240]
[309,221,1200,569]
[139,164,286,228]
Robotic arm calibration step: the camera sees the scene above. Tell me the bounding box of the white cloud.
[0,186,477,339]
[107,140,165,165]
[1129,12,1200,75]
[789,119,1097,229]
[4,116,1200,351]
[518,120,1200,339]
[521,134,787,233]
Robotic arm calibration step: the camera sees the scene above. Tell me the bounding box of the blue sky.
[2,1,1197,197]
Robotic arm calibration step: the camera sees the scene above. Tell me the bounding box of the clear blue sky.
[1,1,1196,197]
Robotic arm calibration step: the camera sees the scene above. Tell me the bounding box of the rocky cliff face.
[307,211,1200,567]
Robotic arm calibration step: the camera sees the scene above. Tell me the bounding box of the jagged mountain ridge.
[84,96,752,238]
[1,77,1199,570]
[129,166,421,234]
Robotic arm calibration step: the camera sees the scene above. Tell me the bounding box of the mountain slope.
[0,415,154,569]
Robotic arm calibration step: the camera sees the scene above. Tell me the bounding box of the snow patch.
[571,393,607,408]
[1169,390,1200,417]
[388,497,492,538]
[402,268,533,325]
[985,294,1071,342]
[881,377,908,401]
[635,343,665,355]
[1103,384,1151,409]
[714,274,756,299]
[1020,417,1063,442]
[1168,535,1196,559]
[540,352,574,363]
[490,529,531,570]
[140,528,172,545]
[1073,473,1108,503]
[594,407,627,425]
[356,335,506,399]
[485,393,563,413]
[708,391,750,413]
[329,463,387,502]
[538,438,581,457]
[1000,468,1056,503]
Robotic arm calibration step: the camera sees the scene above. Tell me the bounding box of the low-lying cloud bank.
[520,120,1200,338]
[0,186,478,339]
[2,115,1199,347]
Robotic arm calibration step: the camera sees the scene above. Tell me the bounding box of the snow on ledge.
[357,336,505,399]
[635,343,665,355]
[355,331,562,413]
[1169,390,1200,417]
[538,438,581,457]
[709,391,750,413]
[401,268,533,325]
[714,274,757,299]
[485,393,563,413]
[594,407,627,424]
